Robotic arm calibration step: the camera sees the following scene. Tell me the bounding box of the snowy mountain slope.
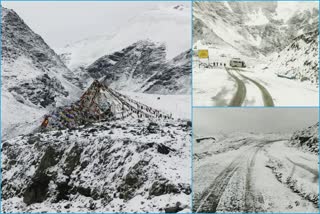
[193,1,318,57]
[86,41,191,94]
[57,4,191,72]
[1,7,82,139]
[2,112,191,212]
[87,40,166,91]
[142,50,191,94]
[267,29,318,84]
[289,122,318,154]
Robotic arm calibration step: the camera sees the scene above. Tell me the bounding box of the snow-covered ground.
[193,66,235,106]
[193,133,318,213]
[2,116,191,212]
[241,67,319,106]
[193,55,319,106]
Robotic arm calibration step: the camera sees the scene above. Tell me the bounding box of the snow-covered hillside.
[2,117,191,212]
[193,1,318,57]
[267,29,319,84]
[57,4,191,71]
[2,71,192,213]
[289,122,318,154]
[1,7,82,139]
[86,41,191,94]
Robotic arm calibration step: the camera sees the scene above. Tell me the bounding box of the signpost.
[198,49,209,59]
[198,49,209,68]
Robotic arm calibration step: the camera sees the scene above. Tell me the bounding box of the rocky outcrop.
[2,118,191,212]
[270,29,319,84]
[289,122,318,154]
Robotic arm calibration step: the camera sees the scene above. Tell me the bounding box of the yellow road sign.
[198,49,209,59]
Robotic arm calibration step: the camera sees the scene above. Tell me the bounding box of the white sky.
[194,108,318,135]
[1,1,188,48]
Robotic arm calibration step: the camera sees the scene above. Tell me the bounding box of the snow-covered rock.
[289,122,318,154]
[2,117,191,212]
[267,29,318,84]
[1,7,82,139]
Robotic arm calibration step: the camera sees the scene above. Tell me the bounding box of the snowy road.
[225,68,246,106]
[193,63,318,106]
[194,139,318,213]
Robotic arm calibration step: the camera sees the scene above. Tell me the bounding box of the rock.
[63,145,82,176]
[77,186,91,197]
[27,135,41,145]
[64,203,72,209]
[88,128,97,133]
[23,146,61,205]
[117,160,149,200]
[147,122,159,134]
[157,144,171,155]
[80,159,90,169]
[164,202,183,213]
[178,183,191,195]
[56,180,71,202]
[149,179,180,196]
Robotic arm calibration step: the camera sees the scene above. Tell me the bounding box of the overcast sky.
[194,108,318,135]
[2,1,187,48]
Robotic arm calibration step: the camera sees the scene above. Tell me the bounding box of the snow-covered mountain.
[1,7,82,139]
[142,50,191,94]
[289,122,318,154]
[193,2,318,57]
[57,4,191,72]
[87,40,166,90]
[86,40,191,94]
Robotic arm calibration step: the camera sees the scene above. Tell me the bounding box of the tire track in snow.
[225,68,246,106]
[235,69,274,107]
[244,143,269,212]
[195,140,279,213]
[194,152,245,212]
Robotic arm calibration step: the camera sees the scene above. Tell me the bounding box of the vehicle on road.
[230,58,246,68]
